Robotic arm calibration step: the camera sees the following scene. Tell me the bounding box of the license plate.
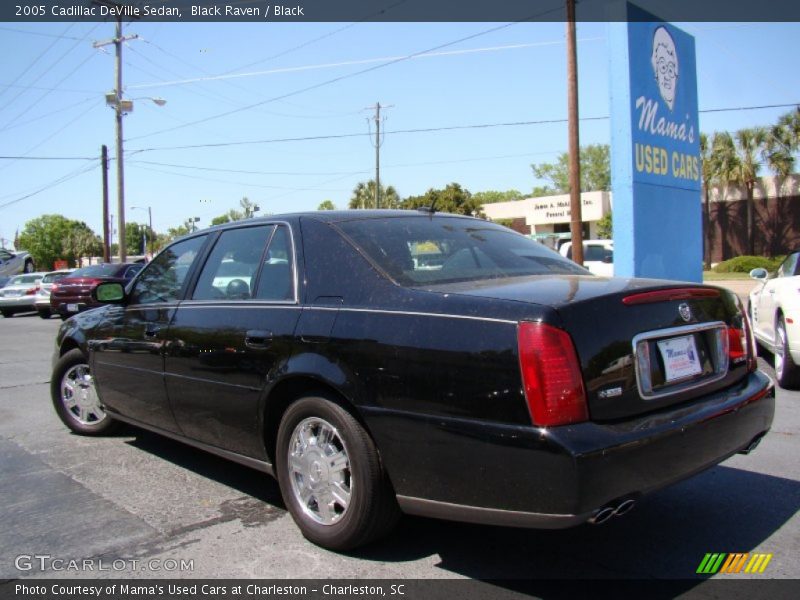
[66,303,79,312]
[657,335,702,383]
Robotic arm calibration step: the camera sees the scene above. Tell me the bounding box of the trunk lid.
[427,275,752,421]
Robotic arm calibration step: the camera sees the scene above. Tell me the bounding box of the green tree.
[713,128,766,255]
[317,200,336,210]
[596,211,613,239]
[349,180,400,209]
[401,183,483,216]
[531,144,610,193]
[700,133,718,269]
[211,214,232,226]
[18,215,101,269]
[472,190,524,205]
[763,108,799,197]
[124,222,156,255]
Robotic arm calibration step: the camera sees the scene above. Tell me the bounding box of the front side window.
[130,235,206,305]
[336,216,588,286]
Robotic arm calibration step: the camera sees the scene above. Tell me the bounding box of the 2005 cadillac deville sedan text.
[51,211,775,550]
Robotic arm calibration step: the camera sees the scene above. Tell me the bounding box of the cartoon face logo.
[651,26,679,111]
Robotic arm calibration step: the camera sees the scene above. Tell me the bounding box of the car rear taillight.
[51,284,59,292]
[24,287,37,295]
[517,322,588,427]
[730,296,757,373]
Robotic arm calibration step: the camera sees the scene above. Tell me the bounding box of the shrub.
[712,255,785,274]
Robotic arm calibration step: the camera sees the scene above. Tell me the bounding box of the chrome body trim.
[632,321,729,400]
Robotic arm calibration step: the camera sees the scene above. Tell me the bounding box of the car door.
[90,235,208,432]
[757,253,799,346]
[164,223,300,458]
[0,250,16,276]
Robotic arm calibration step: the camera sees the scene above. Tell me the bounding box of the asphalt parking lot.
[1,310,799,586]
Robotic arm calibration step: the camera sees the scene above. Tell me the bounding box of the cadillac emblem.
[678,303,693,322]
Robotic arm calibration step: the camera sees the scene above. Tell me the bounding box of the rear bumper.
[369,370,775,528]
[52,296,96,316]
[0,296,37,311]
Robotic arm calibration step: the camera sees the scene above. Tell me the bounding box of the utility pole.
[566,0,584,266]
[366,102,392,209]
[101,145,110,262]
[93,1,138,264]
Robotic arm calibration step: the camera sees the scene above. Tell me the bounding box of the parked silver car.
[34,269,75,319]
[0,273,46,317]
[0,249,35,276]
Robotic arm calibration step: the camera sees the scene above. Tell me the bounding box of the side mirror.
[94,282,125,303]
[749,268,768,281]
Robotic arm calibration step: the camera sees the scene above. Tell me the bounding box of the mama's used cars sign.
[610,4,702,282]
[630,21,700,190]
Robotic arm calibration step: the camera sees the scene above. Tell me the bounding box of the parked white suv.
[559,239,614,276]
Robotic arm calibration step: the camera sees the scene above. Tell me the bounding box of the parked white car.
[0,272,46,317]
[34,269,74,319]
[749,251,800,388]
[559,239,614,276]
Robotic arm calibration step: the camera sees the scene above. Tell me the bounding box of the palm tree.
[712,128,766,255]
[348,180,400,209]
[763,108,799,197]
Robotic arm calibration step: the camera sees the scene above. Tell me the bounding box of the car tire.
[51,349,119,435]
[0,309,12,318]
[23,259,34,273]
[38,309,51,319]
[275,395,399,551]
[775,316,800,390]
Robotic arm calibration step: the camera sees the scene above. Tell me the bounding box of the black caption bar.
[2,0,800,23]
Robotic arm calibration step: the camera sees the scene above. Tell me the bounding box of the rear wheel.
[0,309,12,318]
[775,316,800,389]
[38,309,51,319]
[275,395,399,550]
[51,349,118,435]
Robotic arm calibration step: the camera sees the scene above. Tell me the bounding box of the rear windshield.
[335,216,588,286]
[70,264,124,277]
[9,275,41,285]
[42,272,71,283]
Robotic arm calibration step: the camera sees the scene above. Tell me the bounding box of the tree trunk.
[746,182,755,256]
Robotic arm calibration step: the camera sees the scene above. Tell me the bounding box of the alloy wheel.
[287,417,352,526]
[60,364,106,425]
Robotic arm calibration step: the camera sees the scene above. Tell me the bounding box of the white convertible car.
[0,248,35,277]
[750,251,800,389]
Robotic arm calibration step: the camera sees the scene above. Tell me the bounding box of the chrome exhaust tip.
[588,506,616,525]
[614,498,636,517]
[588,498,637,525]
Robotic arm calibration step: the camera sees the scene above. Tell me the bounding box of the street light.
[189,217,200,232]
[131,205,152,257]
[104,92,166,263]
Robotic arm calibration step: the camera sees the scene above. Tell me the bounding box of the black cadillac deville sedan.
[51,211,774,550]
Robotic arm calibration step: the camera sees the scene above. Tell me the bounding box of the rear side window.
[191,224,294,302]
[336,216,587,286]
[131,235,206,305]
[193,226,273,300]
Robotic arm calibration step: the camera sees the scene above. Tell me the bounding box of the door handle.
[245,330,273,349]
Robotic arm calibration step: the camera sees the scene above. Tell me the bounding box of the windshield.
[335,216,589,286]
[70,264,124,278]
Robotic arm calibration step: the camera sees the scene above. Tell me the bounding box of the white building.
[482,191,612,243]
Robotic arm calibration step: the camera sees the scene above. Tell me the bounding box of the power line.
[125,19,542,142]
[0,155,97,161]
[0,161,100,209]
[0,26,85,41]
[129,102,799,154]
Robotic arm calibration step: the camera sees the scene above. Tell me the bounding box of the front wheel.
[0,310,11,318]
[276,395,399,551]
[775,317,800,389]
[51,349,118,435]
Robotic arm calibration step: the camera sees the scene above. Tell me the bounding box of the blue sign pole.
[609,3,702,282]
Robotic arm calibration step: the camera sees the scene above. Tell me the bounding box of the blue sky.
[0,20,798,244]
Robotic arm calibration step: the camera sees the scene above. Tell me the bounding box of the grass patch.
[703,271,753,281]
